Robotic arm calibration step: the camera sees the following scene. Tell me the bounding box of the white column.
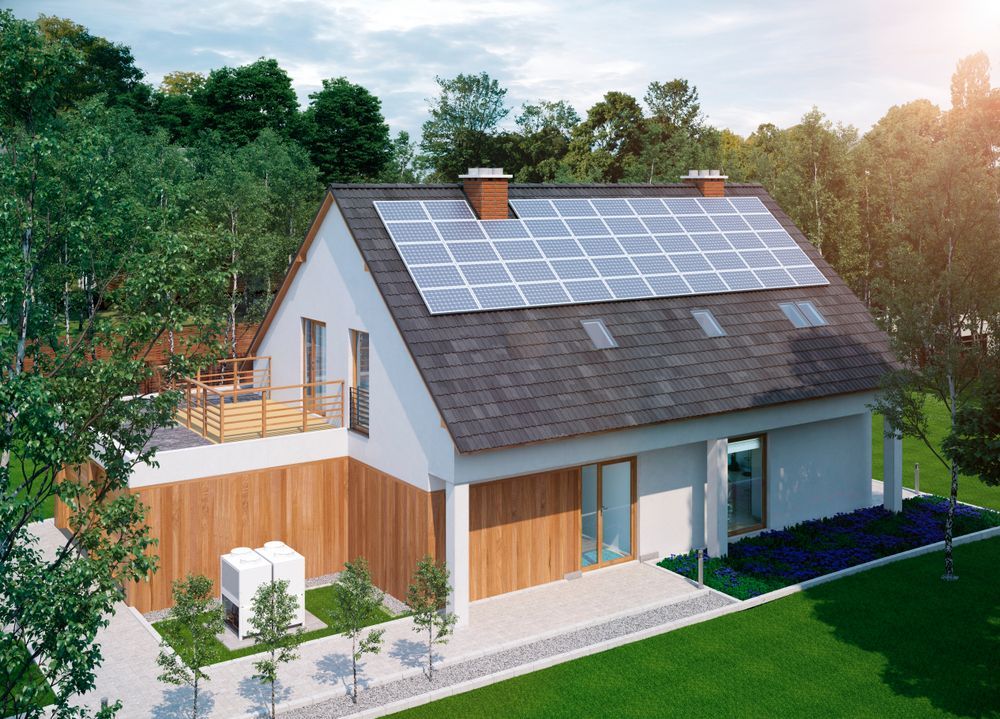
[883,417,903,513]
[706,438,729,558]
[445,481,470,626]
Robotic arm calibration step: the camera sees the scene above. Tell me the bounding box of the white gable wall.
[255,199,455,490]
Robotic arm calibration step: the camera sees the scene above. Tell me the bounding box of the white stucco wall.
[455,391,875,485]
[634,410,874,559]
[765,412,873,528]
[254,199,456,490]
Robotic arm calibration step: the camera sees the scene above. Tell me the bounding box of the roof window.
[692,309,726,337]
[581,319,617,349]
[780,301,827,328]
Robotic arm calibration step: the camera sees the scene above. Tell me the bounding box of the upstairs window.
[581,319,617,349]
[780,301,827,328]
[692,309,726,337]
[350,330,370,434]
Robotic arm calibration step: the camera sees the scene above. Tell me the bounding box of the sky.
[8,0,1000,139]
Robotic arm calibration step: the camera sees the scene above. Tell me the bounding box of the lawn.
[660,496,1000,599]
[872,397,1000,511]
[153,583,396,665]
[390,536,1000,719]
[1,643,56,715]
[8,452,55,521]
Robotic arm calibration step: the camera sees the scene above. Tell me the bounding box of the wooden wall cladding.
[54,460,107,530]
[125,457,350,613]
[112,456,443,613]
[469,467,581,601]
[347,459,444,603]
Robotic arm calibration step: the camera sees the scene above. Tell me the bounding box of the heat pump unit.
[255,540,306,627]
[220,546,272,639]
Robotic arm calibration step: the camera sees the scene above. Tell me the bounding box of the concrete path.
[45,550,696,719]
[871,478,920,506]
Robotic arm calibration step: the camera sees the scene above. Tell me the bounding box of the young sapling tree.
[248,579,304,719]
[405,556,457,681]
[155,574,225,719]
[333,558,386,704]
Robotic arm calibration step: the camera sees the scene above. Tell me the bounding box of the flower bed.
[659,496,1000,600]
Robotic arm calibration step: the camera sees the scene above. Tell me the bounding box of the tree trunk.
[193,675,199,718]
[271,680,275,719]
[427,625,433,680]
[352,634,358,703]
[943,372,959,581]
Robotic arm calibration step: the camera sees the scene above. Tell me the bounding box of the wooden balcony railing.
[174,356,344,443]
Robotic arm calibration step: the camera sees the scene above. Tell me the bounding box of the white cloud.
[9,0,1000,138]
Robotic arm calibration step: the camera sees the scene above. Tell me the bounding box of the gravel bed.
[286,591,733,718]
[307,573,408,615]
[305,571,341,589]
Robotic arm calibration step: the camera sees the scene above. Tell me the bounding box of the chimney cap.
[459,167,513,179]
[683,169,728,180]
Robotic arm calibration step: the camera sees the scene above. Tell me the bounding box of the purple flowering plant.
[658,496,1000,599]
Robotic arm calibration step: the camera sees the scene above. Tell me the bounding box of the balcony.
[174,357,344,443]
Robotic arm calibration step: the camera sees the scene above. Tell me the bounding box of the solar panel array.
[373,196,828,315]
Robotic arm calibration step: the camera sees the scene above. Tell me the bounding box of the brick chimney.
[682,169,727,197]
[460,167,512,220]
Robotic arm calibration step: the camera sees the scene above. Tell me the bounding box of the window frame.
[692,309,726,337]
[726,433,767,537]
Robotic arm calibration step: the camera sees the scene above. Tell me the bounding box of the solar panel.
[374,199,828,314]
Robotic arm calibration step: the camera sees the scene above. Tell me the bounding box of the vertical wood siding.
[64,456,446,613]
[469,467,582,600]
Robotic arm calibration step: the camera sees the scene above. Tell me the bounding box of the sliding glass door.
[581,459,635,569]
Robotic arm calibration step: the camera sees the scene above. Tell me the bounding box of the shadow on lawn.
[807,542,1000,718]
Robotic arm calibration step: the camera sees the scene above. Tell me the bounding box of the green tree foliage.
[564,91,644,182]
[249,579,304,719]
[303,77,391,183]
[507,100,580,182]
[333,558,386,704]
[152,71,206,145]
[155,574,225,719]
[420,72,510,181]
[406,556,457,681]
[624,79,719,183]
[944,368,1000,487]
[0,12,224,717]
[379,130,423,183]
[34,14,151,116]
[198,58,301,147]
[188,129,320,352]
[873,57,1000,578]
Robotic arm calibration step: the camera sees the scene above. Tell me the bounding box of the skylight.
[692,309,726,337]
[780,301,827,328]
[581,319,617,349]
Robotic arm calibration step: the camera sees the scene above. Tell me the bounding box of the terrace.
[174,356,345,443]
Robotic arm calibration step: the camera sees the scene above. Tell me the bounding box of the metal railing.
[349,386,370,434]
[174,356,344,443]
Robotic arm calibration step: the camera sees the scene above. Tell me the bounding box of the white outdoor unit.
[255,540,306,627]
[220,546,272,640]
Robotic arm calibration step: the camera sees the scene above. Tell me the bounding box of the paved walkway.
[40,541,696,719]
[871,478,920,506]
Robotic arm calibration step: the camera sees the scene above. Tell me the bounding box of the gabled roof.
[257,182,894,454]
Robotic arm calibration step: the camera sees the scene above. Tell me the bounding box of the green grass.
[153,584,397,665]
[1,643,56,714]
[872,397,1000,511]
[390,536,1000,719]
[9,453,55,521]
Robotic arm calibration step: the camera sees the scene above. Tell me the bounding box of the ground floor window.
[727,436,766,535]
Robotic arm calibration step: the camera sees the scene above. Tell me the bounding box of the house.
[56,169,904,622]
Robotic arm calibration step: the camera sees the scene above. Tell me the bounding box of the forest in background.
[4,11,999,339]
